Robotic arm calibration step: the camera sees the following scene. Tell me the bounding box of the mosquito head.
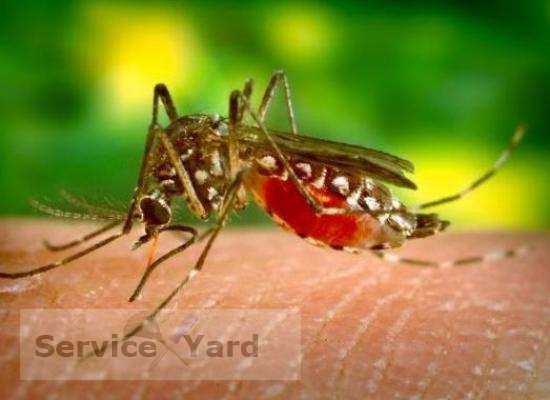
[177,114,228,137]
[139,191,171,232]
[209,114,229,137]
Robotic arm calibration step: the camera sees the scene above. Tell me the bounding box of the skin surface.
[0,219,549,399]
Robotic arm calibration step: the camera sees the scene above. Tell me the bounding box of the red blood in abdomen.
[252,175,375,248]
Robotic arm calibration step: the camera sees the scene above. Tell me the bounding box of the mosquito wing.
[239,127,417,189]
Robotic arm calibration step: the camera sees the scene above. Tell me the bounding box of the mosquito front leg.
[0,121,157,279]
[155,127,208,218]
[43,220,122,251]
[0,230,129,279]
[257,70,298,134]
[0,86,181,280]
[152,83,179,124]
[123,85,181,232]
[411,124,526,211]
[80,171,247,363]
[128,225,200,302]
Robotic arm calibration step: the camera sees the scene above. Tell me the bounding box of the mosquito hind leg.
[372,244,529,269]
[412,124,526,211]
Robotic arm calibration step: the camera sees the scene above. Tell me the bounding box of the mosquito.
[0,71,526,344]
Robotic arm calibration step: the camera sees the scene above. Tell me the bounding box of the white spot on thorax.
[194,169,209,185]
[160,179,176,190]
[207,187,218,200]
[331,176,350,196]
[210,150,224,176]
[180,148,193,162]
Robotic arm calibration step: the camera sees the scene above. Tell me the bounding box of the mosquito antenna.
[30,197,123,222]
[59,190,126,220]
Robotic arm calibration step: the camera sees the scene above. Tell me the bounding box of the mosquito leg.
[155,128,208,218]
[79,172,246,363]
[0,127,149,278]
[128,225,201,302]
[43,220,123,251]
[0,231,128,279]
[412,124,526,211]
[237,78,254,124]
[227,92,251,208]
[0,85,179,280]
[234,90,350,217]
[122,84,181,233]
[152,83,179,124]
[257,70,298,134]
[372,245,529,268]
[34,86,177,256]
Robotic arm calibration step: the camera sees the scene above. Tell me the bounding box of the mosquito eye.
[211,120,228,136]
[139,196,171,226]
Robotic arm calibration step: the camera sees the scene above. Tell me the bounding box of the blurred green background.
[0,1,549,230]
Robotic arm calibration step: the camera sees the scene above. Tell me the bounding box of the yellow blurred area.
[401,141,540,230]
[1,1,546,229]
[265,4,335,64]
[79,3,201,123]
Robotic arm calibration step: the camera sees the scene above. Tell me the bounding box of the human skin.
[0,219,549,399]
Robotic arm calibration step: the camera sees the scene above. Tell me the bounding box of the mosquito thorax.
[171,113,229,137]
[149,113,233,220]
